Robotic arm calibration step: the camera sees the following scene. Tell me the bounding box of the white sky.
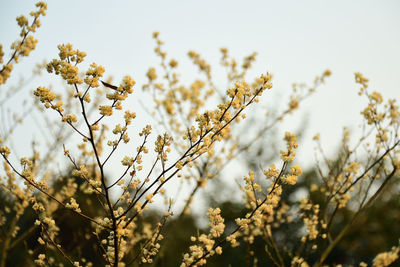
[1,1,400,209]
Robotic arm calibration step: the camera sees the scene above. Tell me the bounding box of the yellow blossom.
[99,105,113,116]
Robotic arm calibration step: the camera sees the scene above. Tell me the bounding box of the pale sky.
[1,1,399,204]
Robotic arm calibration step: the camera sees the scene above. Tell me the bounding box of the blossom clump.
[372,243,400,267]
[99,105,113,116]
[181,208,225,266]
[65,198,81,212]
[280,132,298,162]
[33,87,56,108]
[85,63,105,87]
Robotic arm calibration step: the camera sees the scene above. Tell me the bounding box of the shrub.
[0,2,399,267]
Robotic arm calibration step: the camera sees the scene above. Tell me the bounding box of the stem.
[316,167,397,266]
[0,17,38,76]
[74,81,119,266]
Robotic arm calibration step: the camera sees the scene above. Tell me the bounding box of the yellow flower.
[370,91,383,104]
[285,175,298,185]
[0,146,11,158]
[169,59,178,68]
[291,164,302,176]
[147,67,157,81]
[99,105,113,116]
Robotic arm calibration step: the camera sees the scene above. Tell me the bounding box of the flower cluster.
[372,242,400,267]
[280,132,298,162]
[46,44,86,84]
[181,208,225,266]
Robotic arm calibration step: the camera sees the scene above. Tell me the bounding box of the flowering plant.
[0,2,399,267]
